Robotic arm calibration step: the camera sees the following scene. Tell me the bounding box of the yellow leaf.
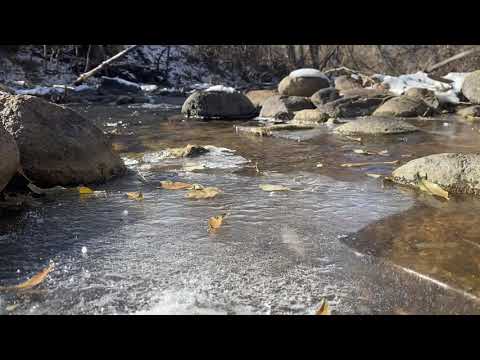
[159,180,194,190]
[186,187,221,199]
[208,213,228,232]
[259,184,290,192]
[11,263,54,291]
[78,186,94,194]
[341,160,399,168]
[315,299,331,315]
[366,173,383,179]
[126,192,144,201]
[417,178,449,200]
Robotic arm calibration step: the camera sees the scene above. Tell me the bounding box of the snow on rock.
[289,68,329,80]
[205,85,237,93]
[14,84,94,96]
[372,71,471,105]
[140,84,158,92]
[102,76,141,89]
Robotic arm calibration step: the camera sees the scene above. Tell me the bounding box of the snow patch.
[290,68,328,80]
[102,76,141,89]
[205,85,237,93]
[443,72,469,93]
[140,84,158,92]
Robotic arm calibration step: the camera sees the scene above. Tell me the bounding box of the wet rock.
[164,144,209,158]
[461,71,480,104]
[278,71,330,97]
[98,76,142,95]
[334,75,363,92]
[310,87,340,107]
[392,153,480,195]
[404,88,440,110]
[0,94,125,187]
[334,117,418,135]
[182,90,257,119]
[0,83,15,95]
[245,89,277,110]
[292,109,329,124]
[316,95,386,118]
[0,124,20,193]
[373,95,431,117]
[259,95,315,120]
[457,105,480,119]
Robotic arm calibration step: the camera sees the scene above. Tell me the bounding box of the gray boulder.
[0,123,20,193]
[98,76,142,95]
[259,95,315,120]
[182,90,257,119]
[334,75,363,92]
[316,95,386,118]
[292,109,329,124]
[310,87,340,107]
[0,94,125,187]
[373,95,431,117]
[334,117,418,135]
[278,74,330,97]
[461,71,480,104]
[392,153,480,195]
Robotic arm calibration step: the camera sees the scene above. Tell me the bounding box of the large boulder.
[245,89,278,110]
[0,94,125,187]
[315,94,387,118]
[310,87,340,107]
[278,69,330,97]
[334,75,363,93]
[98,76,142,95]
[292,109,329,124]
[259,95,315,120]
[461,71,480,104]
[334,117,418,135]
[0,124,20,193]
[404,88,440,110]
[373,95,431,117]
[392,153,480,195]
[182,90,257,119]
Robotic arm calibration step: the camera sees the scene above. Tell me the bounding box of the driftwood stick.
[425,47,480,73]
[73,45,139,86]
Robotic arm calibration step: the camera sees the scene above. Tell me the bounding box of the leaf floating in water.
[353,149,389,156]
[182,163,207,172]
[186,187,221,199]
[159,180,194,190]
[341,160,399,168]
[6,304,19,312]
[345,136,362,142]
[259,184,290,192]
[315,299,331,315]
[208,213,228,232]
[316,163,324,168]
[78,186,94,195]
[0,262,55,292]
[417,177,449,200]
[126,192,144,201]
[366,173,383,179]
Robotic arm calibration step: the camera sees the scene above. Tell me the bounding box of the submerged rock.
[182,90,257,119]
[98,76,142,95]
[310,87,340,107]
[373,95,431,117]
[292,109,329,124]
[334,117,418,135]
[278,70,330,97]
[259,95,315,120]
[164,144,209,158]
[316,95,386,118]
[245,89,277,110]
[392,153,480,195]
[461,71,480,104]
[0,94,125,187]
[0,124,20,193]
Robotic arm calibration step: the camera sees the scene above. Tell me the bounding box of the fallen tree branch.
[425,46,480,73]
[73,45,139,86]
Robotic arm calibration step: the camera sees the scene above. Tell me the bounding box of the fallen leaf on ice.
[315,299,331,315]
[259,184,290,192]
[186,187,221,199]
[126,192,144,201]
[0,263,55,292]
[159,180,194,190]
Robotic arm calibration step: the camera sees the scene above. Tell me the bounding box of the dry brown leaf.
[186,187,221,199]
[259,184,290,192]
[159,180,194,190]
[78,186,94,195]
[0,263,55,292]
[126,192,144,201]
[208,213,228,232]
[341,160,399,168]
[354,149,389,156]
[417,178,449,200]
[315,299,331,315]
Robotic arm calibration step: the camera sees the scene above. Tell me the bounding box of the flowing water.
[2,100,480,315]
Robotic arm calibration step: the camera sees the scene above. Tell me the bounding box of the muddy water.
[2,101,480,314]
